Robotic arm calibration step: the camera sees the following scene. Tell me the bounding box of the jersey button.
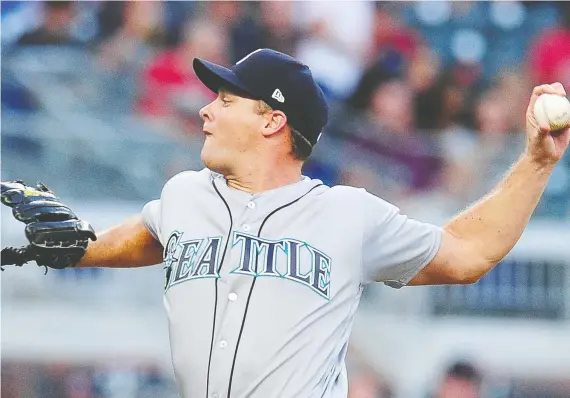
[247,201,256,209]
[219,340,227,349]
[228,292,237,301]
[212,393,219,398]
[243,224,251,232]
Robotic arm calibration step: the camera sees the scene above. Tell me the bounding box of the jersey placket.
[207,177,324,398]
[208,194,263,398]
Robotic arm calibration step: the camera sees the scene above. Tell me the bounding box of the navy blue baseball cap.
[193,48,328,146]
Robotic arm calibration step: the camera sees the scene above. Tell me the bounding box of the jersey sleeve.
[141,169,204,245]
[142,199,162,244]
[360,189,442,288]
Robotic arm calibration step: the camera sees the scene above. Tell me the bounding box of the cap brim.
[193,58,256,99]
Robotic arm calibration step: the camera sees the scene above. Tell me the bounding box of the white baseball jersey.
[142,168,442,398]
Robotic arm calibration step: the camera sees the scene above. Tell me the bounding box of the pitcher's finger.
[550,82,567,96]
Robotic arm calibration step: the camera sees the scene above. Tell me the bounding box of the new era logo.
[272,89,285,103]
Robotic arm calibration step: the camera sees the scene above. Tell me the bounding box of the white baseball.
[533,93,570,132]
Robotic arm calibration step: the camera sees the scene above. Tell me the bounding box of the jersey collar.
[210,170,323,206]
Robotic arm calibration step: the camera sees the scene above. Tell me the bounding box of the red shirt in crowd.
[137,50,215,117]
[530,28,570,89]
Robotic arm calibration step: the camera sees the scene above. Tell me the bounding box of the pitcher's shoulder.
[311,184,371,210]
[162,168,212,193]
[323,184,367,199]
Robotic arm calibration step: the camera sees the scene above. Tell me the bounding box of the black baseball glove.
[1,180,97,270]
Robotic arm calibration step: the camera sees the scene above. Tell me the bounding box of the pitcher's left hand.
[525,82,570,168]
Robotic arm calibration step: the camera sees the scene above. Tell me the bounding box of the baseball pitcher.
[2,49,569,398]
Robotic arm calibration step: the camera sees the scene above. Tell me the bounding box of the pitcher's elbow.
[456,271,482,284]
[455,259,496,284]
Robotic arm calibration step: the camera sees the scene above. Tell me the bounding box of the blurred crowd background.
[1,1,570,398]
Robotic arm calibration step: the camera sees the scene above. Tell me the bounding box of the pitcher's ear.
[261,110,288,137]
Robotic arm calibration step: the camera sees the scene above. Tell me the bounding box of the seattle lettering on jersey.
[231,232,332,299]
[164,231,223,289]
[163,231,332,299]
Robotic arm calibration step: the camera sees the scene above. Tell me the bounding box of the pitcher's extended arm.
[77,215,163,268]
[410,83,570,285]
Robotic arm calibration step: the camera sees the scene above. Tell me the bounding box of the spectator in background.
[529,2,570,90]
[97,1,165,72]
[95,1,127,42]
[408,47,443,131]
[415,68,476,204]
[439,78,526,208]
[257,2,300,56]
[433,361,482,398]
[201,1,247,63]
[334,61,442,202]
[204,0,243,27]
[250,2,300,58]
[17,1,77,45]
[161,1,198,46]
[476,86,516,137]
[496,70,533,133]
[473,85,526,189]
[410,62,477,136]
[225,2,300,63]
[92,1,167,113]
[137,18,227,123]
[371,3,423,70]
[367,74,415,135]
[294,1,376,99]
